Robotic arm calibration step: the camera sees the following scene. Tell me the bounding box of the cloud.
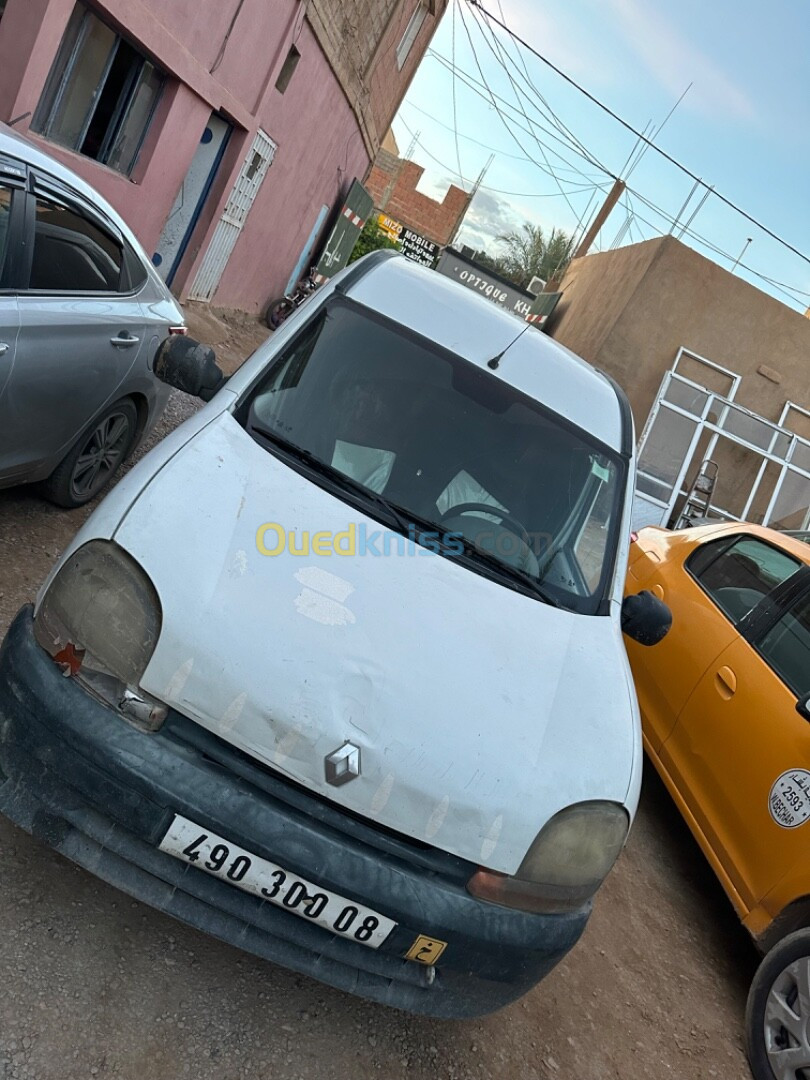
[600,0,757,122]
[493,0,613,85]
[491,0,756,123]
[455,188,523,252]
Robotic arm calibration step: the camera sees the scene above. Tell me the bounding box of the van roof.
[343,253,628,454]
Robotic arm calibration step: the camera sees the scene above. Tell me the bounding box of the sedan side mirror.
[797,694,810,722]
[154,336,226,402]
[622,590,672,646]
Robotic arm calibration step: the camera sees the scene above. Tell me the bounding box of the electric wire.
[396,116,604,199]
[449,1,611,256]
[426,51,615,185]
[460,2,586,223]
[624,188,809,308]
[467,0,810,271]
[479,2,611,173]
[450,0,464,185]
[400,100,603,176]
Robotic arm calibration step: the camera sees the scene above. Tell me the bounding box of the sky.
[390,0,810,311]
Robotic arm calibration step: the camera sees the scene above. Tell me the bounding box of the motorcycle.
[265,267,320,330]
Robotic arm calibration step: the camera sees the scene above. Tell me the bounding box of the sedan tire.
[42,398,139,508]
[746,928,810,1079]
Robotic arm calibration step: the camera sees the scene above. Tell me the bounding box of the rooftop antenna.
[403,129,420,160]
[449,152,493,247]
[731,238,753,274]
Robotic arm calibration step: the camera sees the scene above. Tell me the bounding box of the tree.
[469,248,502,274]
[348,219,400,264]
[495,223,575,289]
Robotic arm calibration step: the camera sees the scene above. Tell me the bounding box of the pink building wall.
[0,0,431,312]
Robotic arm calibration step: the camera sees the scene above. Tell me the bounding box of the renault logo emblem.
[325,742,361,786]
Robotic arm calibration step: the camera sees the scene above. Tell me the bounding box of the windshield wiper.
[451,534,563,607]
[249,423,417,535]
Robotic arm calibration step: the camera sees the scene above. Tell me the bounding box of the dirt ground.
[0,306,758,1080]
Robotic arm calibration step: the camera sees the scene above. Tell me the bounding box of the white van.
[0,252,669,1017]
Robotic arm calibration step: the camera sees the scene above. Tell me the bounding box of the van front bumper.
[0,606,590,1019]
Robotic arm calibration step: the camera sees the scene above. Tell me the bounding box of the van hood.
[116,413,638,874]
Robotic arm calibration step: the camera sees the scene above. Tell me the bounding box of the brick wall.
[307,0,448,156]
[366,153,468,246]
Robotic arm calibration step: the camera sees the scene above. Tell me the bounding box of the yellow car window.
[756,590,810,698]
[687,536,802,624]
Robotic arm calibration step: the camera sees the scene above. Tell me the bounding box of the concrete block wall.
[366,154,468,246]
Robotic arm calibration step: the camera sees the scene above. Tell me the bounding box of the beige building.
[550,236,810,528]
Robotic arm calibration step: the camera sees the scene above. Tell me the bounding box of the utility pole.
[573,178,626,259]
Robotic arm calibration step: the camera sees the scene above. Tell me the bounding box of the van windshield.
[244,298,625,613]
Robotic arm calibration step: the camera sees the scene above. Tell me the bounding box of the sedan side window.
[687,536,802,624]
[30,195,123,292]
[756,591,810,698]
[0,185,11,278]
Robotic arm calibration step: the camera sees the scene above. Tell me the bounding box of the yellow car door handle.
[715,666,737,699]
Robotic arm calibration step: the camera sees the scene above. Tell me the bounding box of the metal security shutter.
[188,129,276,302]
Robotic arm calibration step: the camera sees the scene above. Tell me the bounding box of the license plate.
[159,814,396,948]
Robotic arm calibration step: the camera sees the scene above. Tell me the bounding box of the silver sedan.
[0,124,185,506]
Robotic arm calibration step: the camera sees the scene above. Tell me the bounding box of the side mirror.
[622,590,672,646]
[796,694,810,723]
[154,336,226,402]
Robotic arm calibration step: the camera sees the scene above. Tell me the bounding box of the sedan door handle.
[110,333,140,347]
[0,343,8,355]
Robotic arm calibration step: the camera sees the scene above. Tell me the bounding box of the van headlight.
[467,802,629,914]
[34,541,167,730]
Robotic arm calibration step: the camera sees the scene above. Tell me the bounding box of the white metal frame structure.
[633,347,810,531]
[188,129,276,303]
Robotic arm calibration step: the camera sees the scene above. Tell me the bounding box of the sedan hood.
[116,414,638,874]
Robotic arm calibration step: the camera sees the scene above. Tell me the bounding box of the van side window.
[30,195,123,292]
[687,536,802,624]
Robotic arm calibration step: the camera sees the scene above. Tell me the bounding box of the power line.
[626,83,692,180]
[450,0,464,185]
[400,101,543,164]
[460,2,588,223]
[478,1,610,174]
[427,51,615,185]
[396,116,604,198]
[624,187,809,308]
[467,0,810,271]
[400,100,603,177]
[421,8,810,305]
[462,6,611,180]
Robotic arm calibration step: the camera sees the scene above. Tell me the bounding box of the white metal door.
[633,348,810,530]
[188,129,276,302]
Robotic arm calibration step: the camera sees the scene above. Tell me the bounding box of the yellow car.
[625,522,810,1080]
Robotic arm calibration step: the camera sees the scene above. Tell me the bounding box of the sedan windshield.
[243,298,625,613]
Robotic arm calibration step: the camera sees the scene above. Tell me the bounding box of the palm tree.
[495,223,575,289]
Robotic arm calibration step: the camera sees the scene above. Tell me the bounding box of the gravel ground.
[0,308,759,1079]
